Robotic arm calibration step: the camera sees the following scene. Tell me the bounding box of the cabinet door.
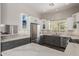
[44,35,60,47]
[39,36,44,44]
[60,37,69,48]
[50,36,60,47]
[2,38,30,51]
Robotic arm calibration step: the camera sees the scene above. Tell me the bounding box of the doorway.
[30,23,37,43]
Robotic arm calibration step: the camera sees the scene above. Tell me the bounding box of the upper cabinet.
[67,17,74,31]
[72,12,79,30]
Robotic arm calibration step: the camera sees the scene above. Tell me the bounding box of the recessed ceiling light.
[49,3,54,6]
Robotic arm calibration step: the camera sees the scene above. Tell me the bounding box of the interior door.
[30,23,37,43]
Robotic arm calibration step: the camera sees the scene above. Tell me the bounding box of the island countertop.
[41,33,79,39]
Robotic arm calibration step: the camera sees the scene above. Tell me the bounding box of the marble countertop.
[41,33,79,39]
[71,36,79,39]
[41,34,70,37]
[1,34,30,42]
[1,33,79,43]
[59,34,79,39]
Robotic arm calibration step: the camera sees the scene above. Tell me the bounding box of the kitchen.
[0,3,79,56]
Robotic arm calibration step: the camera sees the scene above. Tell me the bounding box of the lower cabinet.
[60,37,70,48]
[44,35,60,47]
[40,35,70,48]
[1,38,30,51]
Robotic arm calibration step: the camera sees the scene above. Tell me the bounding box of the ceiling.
[25,3,79,14]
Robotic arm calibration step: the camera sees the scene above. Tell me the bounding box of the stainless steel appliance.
[1,24,18,34]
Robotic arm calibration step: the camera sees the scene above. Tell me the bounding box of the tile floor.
[2,42,79,56]
[2,43,65,56]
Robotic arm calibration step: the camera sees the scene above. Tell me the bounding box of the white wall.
[1,3,46,35]
[1,3,39,25]
[0,3,1,56]
[0,3,1,24]
[1,3,41,35]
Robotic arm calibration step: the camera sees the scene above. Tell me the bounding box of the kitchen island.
[39,34,70,49]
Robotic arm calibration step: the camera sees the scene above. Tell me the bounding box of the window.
[21,15,28,29]
[50,19,67,32]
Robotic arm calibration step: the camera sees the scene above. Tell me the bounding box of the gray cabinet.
[1,38,30,51]
[43,35,60,47]
[60,37,70,48]
[40,35,70,48]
